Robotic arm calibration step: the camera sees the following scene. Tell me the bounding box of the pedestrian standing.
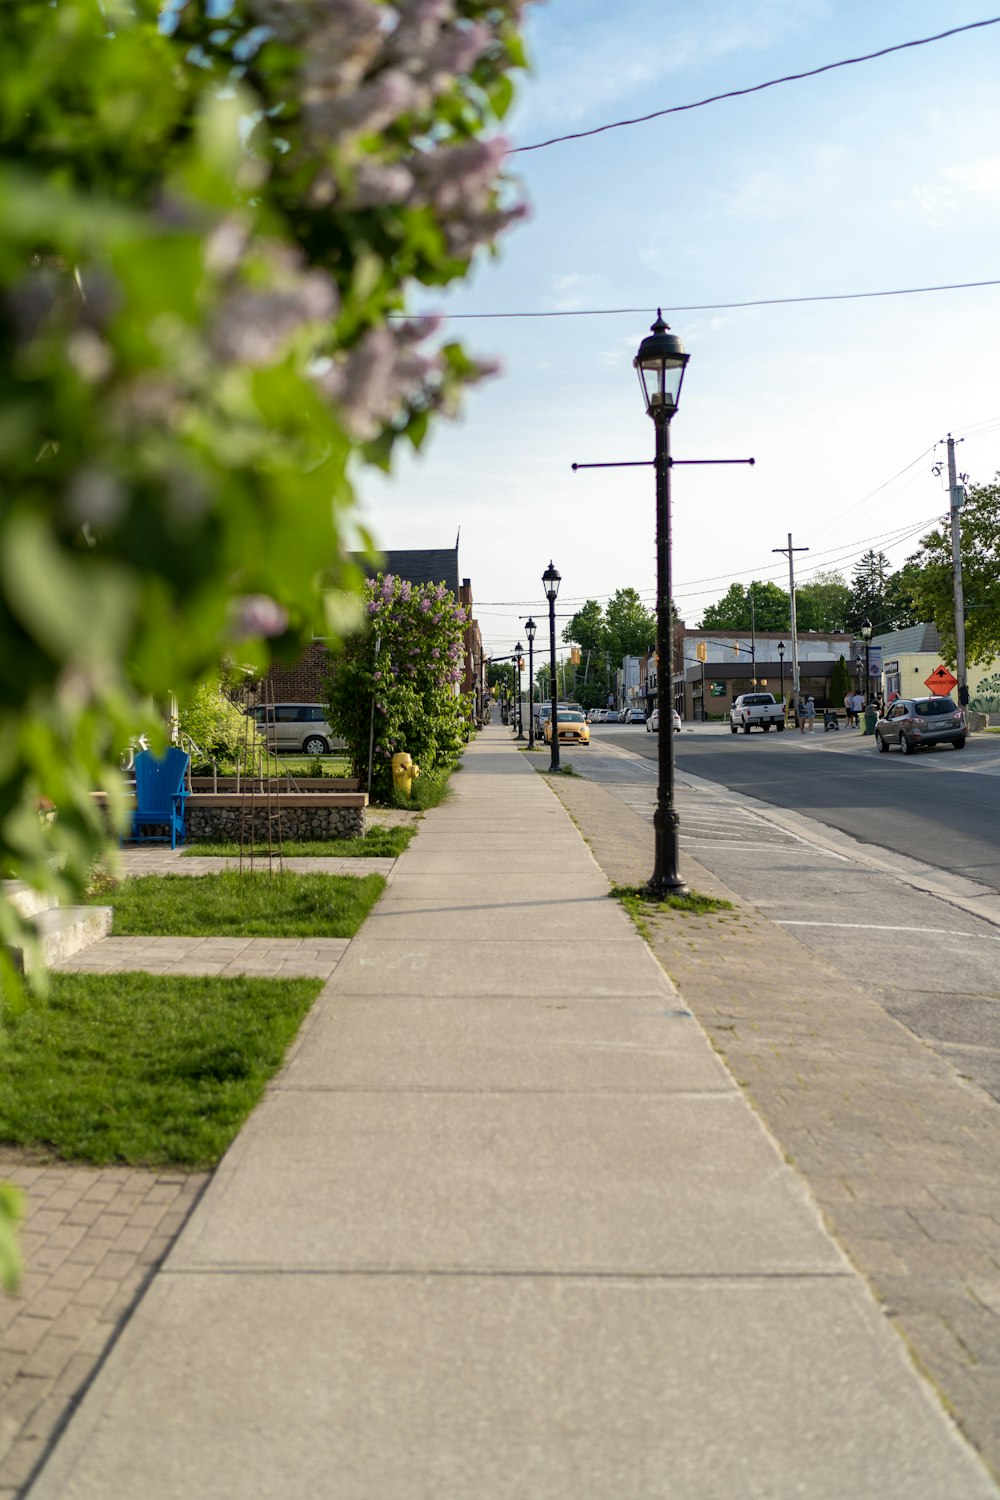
[844,690,854,726]
[804,695,816,732]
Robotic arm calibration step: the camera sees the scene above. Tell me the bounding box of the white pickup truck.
[729,692,786,734]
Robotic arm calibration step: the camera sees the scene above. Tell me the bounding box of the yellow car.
[544,710,590,745]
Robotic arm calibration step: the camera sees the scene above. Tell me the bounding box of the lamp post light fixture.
[777,640,785,715]
[513,642,525,739]
[634,311,689,896]
[861,618,873,700]
[524,617,537,749]
[542,561,561,771]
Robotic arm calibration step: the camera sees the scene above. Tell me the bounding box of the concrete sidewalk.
[27,727,998,1498]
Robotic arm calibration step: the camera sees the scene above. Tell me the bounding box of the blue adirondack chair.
[131,748,190,847]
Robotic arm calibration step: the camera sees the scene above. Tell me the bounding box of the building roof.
[872,622,941,655]
[353,547,460,597]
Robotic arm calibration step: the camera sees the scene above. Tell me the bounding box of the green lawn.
[86,871,385,937]
[0,972,322,1166]
[183,825,415,859]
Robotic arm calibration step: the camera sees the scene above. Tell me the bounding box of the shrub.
[325,574,471,796]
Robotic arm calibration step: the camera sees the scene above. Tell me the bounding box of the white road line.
[778,920,1000,941]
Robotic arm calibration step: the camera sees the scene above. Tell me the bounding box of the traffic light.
[570,646,581,665]
[732,641,740,657]
[696,641,707,663]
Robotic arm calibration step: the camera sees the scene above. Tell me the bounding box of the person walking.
[844,690,855,727]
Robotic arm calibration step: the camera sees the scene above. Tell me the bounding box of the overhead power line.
[512,16,1000,153]
[420,277,1000,321]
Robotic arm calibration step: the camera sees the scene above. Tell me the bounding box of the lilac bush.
[325,575,471,794]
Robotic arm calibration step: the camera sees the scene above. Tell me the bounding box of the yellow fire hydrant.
[392,751,419,799]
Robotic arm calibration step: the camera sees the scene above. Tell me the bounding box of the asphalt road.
[566,720,1000,1106]
[602,720,1000,893]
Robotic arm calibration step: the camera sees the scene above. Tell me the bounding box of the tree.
[325,574,470,796]
[562,600,607,657]
[0,0,531,925]
[699,581,788,631]
[797,571,850,633]
[846,550,893,634]
[905,475,1000,663]
[830,655,852,708]
[883,565,920,631]
[177,674,259,774]
[604,588,657,661]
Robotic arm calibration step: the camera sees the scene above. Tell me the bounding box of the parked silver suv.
[874,696,965,755]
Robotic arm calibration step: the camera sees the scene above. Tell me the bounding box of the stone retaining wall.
[185,794,365,842]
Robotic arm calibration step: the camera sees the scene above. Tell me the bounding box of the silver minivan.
[250,703,337,755]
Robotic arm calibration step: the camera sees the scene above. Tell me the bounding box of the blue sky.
[359,0,1000,657]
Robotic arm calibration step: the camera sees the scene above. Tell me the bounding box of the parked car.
[249,703,337,755]
[874,697,966,755]
[624,707,645,724]
[646,709,682,732]
[543,710,590,745]
[729,693,785,734]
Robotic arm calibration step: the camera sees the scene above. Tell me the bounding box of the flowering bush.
[325,575,471,795]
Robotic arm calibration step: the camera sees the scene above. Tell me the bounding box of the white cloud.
[945,158,1000,195]
[542,272,609,312]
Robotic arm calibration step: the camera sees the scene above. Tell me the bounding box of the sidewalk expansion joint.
[163,1265,857,1282]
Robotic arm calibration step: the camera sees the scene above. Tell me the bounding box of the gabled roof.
[872,622,941,654]
[353,548,460,598]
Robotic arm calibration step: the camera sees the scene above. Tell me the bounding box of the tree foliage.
[0,0,531,927]
[325,574,471,796]
[562,599,606,657]
[604,588,657,660]
[797,571,850,633]
[177,675,258,774]
[905,475,1000,664]
[830,655,852,706]
[699,581,787,632]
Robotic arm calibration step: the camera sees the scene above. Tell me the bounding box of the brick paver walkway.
[0,1157,208,1497]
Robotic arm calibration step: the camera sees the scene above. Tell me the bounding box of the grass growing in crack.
[613,882,733,938]
[85,871,385,938]
[0,972,322,1166]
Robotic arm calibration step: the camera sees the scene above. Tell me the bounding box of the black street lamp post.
[571,310,753,896]
[861,618,873,700]
[634,313,689,895]
[524,617,537,749]
[514,642,524,739]
[777,640,785,714]
[542,562,561,771]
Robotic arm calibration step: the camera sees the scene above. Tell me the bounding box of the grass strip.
[182,826,415,859]
[0,972,321,1167]
[86,871,385,938]
[613,883,734,940]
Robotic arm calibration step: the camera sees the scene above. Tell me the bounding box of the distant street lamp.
[542,562,561,771]
[861,618,873,699]
[777,640,785,714]
[634,312,689,895]
[514,641,524,739]
[524,617,537,749]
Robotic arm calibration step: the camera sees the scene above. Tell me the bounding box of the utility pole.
[945,433,968,717]
[772,533,809,708]
[749,583,756,686]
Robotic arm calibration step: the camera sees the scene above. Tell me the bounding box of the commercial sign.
[710,681,726,697]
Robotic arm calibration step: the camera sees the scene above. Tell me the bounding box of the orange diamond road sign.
[925,665,958,694]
